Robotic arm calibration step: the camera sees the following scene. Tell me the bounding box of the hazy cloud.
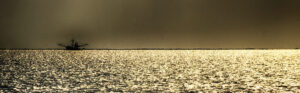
[1,0,300,48]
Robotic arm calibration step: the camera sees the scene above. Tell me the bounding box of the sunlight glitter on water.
[0,50,300,92]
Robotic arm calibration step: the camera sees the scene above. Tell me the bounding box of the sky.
[0,0,300,48]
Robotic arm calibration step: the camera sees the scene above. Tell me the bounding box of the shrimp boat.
[58,39,88,50]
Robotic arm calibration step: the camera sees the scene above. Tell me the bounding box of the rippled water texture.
[0,50,300,92]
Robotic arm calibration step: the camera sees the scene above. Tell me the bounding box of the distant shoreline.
[0,48,299,50]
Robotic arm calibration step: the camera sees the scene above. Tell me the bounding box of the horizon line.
[0,48,299,50]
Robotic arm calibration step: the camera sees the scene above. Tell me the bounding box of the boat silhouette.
[58,39,88,50]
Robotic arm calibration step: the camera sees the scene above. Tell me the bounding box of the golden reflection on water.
[0,50,300,92]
